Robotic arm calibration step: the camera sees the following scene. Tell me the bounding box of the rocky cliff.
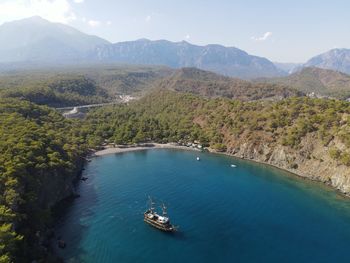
[37,157,85,209]
[215,133,350,195]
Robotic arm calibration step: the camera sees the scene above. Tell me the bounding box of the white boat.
[231,164,237,168]
[196,157,200,161]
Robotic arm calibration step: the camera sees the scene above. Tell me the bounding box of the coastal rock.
[37,157,84,208]
[220,132,350,196]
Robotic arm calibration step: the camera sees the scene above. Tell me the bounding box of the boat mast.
[161,203,168,216]
[148,196,155,212]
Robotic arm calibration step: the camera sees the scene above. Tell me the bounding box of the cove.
[55,149,350,263]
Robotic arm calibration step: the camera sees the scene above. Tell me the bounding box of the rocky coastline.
[209,133,350,197]
[93,140,350,197]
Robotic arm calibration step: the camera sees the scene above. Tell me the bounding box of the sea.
[55,149,350,263]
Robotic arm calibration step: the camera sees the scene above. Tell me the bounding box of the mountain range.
[1,16,350,80]
[0,16,282,79]
[91,39,283,79]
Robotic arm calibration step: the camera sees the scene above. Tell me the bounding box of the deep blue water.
[55,149,350,263]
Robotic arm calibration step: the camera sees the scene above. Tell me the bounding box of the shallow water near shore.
[55,149,350,263]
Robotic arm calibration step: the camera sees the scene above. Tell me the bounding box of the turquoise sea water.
[56,149,350,263]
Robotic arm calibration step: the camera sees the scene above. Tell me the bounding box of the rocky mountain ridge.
[304,48,350,74]
[0,17,282,79]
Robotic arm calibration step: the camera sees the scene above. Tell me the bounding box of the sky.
[0,0,349,63]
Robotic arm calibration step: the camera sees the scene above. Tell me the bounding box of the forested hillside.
[2,87,350,262]
[0,65,173,107]
[156,68,303,100]
[0,76,109,107]
[87,90,350,155]
[261,67,350,99]
[0,66,301,108]
[0,99,95,262]
[87,90,350,193]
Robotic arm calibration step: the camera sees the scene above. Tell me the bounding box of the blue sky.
[0,0,349,62]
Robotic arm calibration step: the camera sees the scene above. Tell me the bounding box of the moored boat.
[144,197,177,232]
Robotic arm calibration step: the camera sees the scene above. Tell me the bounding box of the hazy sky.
[0,0,349,62]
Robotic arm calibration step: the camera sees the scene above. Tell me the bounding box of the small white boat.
[230,164,237,168]
[196,157,200,161]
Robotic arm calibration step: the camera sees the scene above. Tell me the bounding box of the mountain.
[0,16,109,62]
[0,17,282,79]
[261,67,350,99]
[155,67,302,100]
[93,39,283,79]
[304,49,350,74]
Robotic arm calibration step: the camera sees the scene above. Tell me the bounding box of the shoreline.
[52,142,350,259]
[93,143,201,156]
[211,150,349,196]
[93,143,350,198]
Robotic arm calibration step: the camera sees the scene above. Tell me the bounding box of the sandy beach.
[94,143,201,156]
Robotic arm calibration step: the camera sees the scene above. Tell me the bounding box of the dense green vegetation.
[87,90,350,164]
[0,65,173,101]
[262,67,350,99]
[0,76,109,107]
[0,99,95,262]
[157,67,303,101]
[0,66,305,110]
[1,86,350,262]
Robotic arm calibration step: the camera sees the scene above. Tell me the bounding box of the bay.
[55,149,350,263]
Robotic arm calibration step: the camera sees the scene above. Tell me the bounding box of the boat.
[144,197,177,232]
[196,157,200,161]
[231,164,237,168]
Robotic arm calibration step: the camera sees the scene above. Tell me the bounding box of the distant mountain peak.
[0,16,109,62]
[135,38,151,42]
[304,48,350,74]
[4,16,50,25]
[328,48,350,53]
[23,15,47,21]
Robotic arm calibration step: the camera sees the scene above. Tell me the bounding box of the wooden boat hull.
[144,216,176,232]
